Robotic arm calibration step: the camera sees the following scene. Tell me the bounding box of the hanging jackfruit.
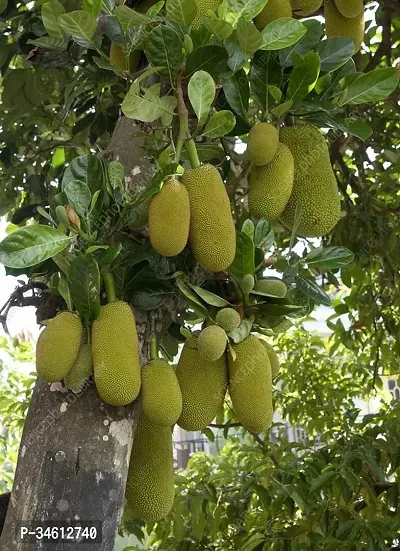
[182,164,236,272]
[260,340,280,379]
[92,301,141,406]
[291,0,322,16]
[324,0,364,53]
[254,0,292,31]
[36,312,83,383]
[177,334,228,431]
[192,0,222,29]
[216,308,241,332]
[279,124,341,237]
[197,325,227,361]
[126,414,175,521]
[249,142,294,221]
[247,123,279,166]
[149,179,190,257]
[228,335,273,434]
[142,359,183,426]
[333,0,363,18]
[254,278,287,298]
[64,343,93,393]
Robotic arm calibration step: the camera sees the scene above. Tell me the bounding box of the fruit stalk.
[175,68,200,168]
[102,269,117,304]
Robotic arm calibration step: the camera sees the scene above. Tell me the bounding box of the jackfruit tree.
[0,0,399,548]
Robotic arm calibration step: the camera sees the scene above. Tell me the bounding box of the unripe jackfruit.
[228,335,273,434]
[324,0,364,53]
[149,179,190,257]
[291,0,322,16]
[333,0,363,18]
[198,325,227,361]
[64,343,93,392]
[241,274,255,294]
[247,123,279,166]
[36,312,83,382]
[260,340,280,378]
[192,0,222,30]
[216,308,241,332]
[177,334,228,430]
[92,301,140,406]
[126,414,174,521]
[279,124,341,237]
[249,142,294,221]
[142,359,183,426]
[183,164,236,272]
[254,0,292,31]
[254,278,287,298]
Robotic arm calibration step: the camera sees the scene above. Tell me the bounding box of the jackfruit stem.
[150,318,158,361]
[175,68,200,169]
[102,270,117,303]
[185,139,200,169]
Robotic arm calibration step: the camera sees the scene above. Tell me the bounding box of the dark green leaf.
[166,0,197,28]
[310,470,336,492]
[261,18,307,51]
[228,231,255,282]
[316,37,354,73]
[189,284,230,307]
[68,255,101,321]
[338,67,400,106]
[279,19,323,68]
[186,46,229,79]
[295,276,331,306]
[222,69,249,120]
[145,25,185,84]
[287,51,321,100]
[114,4,151,29]
[304,247,354,270]
[64,181,91,217]
[42,0,65,38]
[250,50,283,113]
[58,10,96,40]
[236,18,263,58]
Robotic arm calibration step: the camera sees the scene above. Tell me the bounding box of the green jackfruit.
[216,308,241,332]
[192,0,222,29]
[228,335,273,434]
[324,0,364,53]
[254,0,292,31]
[260,340,280,378]
[241,274,255,294]
[64,343,93,392]
[291,0,322,16]
[177,334,228,430]
[247,123,279,166]
[249,142,294,221]
[36,312,82,382]
[149,179,190,257]
[333,0,363,18]
[92,301,141,406]
[142,359,183,426]
[279,124,341,237]
[183,164,236,272]
[109,43,142,73]
[198,325,227,361]
[126,414,174,521]
[254,278,287,298]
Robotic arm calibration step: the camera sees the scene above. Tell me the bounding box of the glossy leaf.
[222,69,249,120]
[189,284,230,307]
[202,111,236,138]
[226,0,269,25]
[287,51,321,100]
[295,276,331,307]
[67,255,101,321]
[186,46,229,79]
[166,0,197,28]
[338,67,400,106]
[64,181,91,217]
[58,11,96,40]
[236,18,263,58]
[228,231,255,282]
[145,26,185,83]
[304,247,354,270]
[114,4,151,29]
[316,37,354,73]
[188,71,216,122]
[261,18,307,51]
[42,0,65,38]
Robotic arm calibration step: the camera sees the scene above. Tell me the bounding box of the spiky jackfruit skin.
[254,278,287,298]
[126,414,174,521]
[177,334,228,430]
[192,0,222,29]
[216,308,241,332]
[247,123,279,166]
[279,125,341,237]
[333,0,363,18]
[249,142,294,221]
[291,0,322,16]
[228,335,273,434]
[142,359,183,426]
[64,343,93,393]
[183,164,236,272]
[254,0,292,31]
[260,340,280,378]
[324,0,364,53]
[198,325,227,361]
[92,301,140,406]
[149,179,190,257]
[36,312,82,382]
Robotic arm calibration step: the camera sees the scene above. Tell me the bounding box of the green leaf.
[304,247,354,270]
[52,147,65,168]
[316,37,354,73]
[188,70,216,122]
[166,0,197,28]
[27,36,69,50]
[67,255,101,322]
[261,18,307,51]
[114,4,151,29]
[270,99,293,119]
[108,161,124,190]
[242,219,255,241]
[189,284,230,307]
[250,50,283,113]
[186,46,229,79]
[62,154,104,198]
[121,81,177,123]
[338,67,400,106]
[202,110,236,138]
[287,51,321,100]
[222,69,249,120]
[254,218,273,250]
[175,276,208,317]
[279,19,323,68]
[228,317,253,344]
[295,276,331,307]
[237,18,263,58]
[0,226,73,269]
[42,0,65,38]
[83,0,101,15]
[64,181,92,217]
[145,25,185,84]
[226,0,269,25]
[58,11,97,41]
[58,274,73,311]
[228,231,255,282]
[203,16,233,40]
[310,470,336,492]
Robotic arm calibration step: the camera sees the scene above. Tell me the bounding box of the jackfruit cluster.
[291,0,322,16]
[259,340,281,379]
[92,301,141,406]
[177,333,228,431]
[192,0,222,29]
[149,179,190,257]
[333,0,363,18]
[254,0,292,30]
[254,278,287,298]
[247,123,279,166]
[36,312,83,383]
[126,414,175,522]
[198,325,227,361]
[142,359,182,426]
[216,308,241,332]
[324,0,364,52]
[64,343,93,393]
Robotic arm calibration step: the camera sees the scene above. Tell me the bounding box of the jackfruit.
[142,359,183,426]
[279,124,341,237]
[177,334,228,430]
[92,301,141,406]
[192,0,222,30]
[126,414,174,521]
[260,340,280,378]
[324,0,364,53]
[247,123,279,166]
[198,325,227,361]
[228,335,273,434]
[109,43,142,73]
[149,179,190,257]
[333,0,363,18]
[249,142,294,221]
[64,343,93,392]
[254,0,292,31]
[216,308,241,332]
[36,312,82,383]
[254,278,287,298]
[291,0,322,16]
[241,274,255,294]
[183,164,236,272]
